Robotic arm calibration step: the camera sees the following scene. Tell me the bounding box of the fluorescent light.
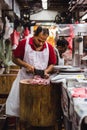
[42,0,47,9]
[82,13,87,20]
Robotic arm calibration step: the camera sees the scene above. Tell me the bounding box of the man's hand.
[44,70,50,79]
[26,64,35,73]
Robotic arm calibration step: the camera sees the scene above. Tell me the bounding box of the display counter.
[51,70,87,130]
[65,78,87,130]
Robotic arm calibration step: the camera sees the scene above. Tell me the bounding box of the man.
[55,38,70,65]
[6,26,56,117]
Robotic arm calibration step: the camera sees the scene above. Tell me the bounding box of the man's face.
[33,32,48,48]
[57,45,67,54]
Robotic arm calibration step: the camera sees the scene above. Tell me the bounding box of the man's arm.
[12,55,34,73]
[44,64,54,78]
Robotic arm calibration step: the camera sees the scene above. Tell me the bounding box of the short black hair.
[56,39,69,47]
[34,26,49,36]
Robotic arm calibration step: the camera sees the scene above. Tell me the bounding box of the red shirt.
[13,37,56,65]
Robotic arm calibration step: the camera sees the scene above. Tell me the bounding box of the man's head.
[56,39,69,54]
[33,26,49,48]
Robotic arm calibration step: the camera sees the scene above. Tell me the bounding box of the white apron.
[6,38,49,117]
[56,48,64,65]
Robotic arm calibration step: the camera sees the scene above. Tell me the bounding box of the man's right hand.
[26,64,35,74]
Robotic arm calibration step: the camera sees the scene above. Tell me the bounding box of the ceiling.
[1,0,87,24]
[15,0,87,19]
[1,0,87,16]
[16,0,70,13]
[1,0,87,19]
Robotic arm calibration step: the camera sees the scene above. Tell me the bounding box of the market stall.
[51,66,87,130]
